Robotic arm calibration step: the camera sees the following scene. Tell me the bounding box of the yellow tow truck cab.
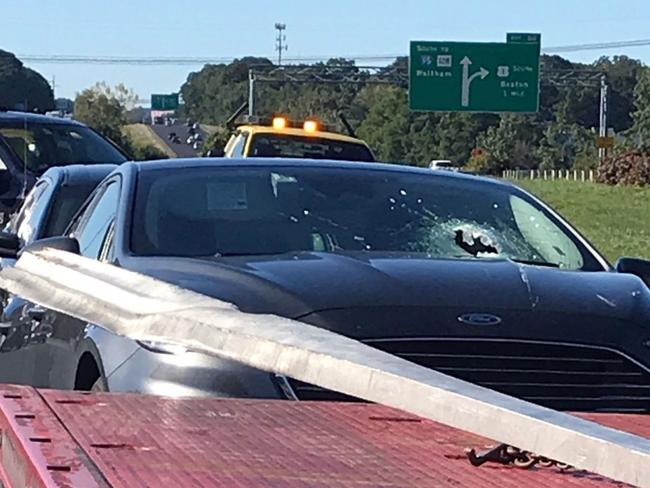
[223,116,375,162]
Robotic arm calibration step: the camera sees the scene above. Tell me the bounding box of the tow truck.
[0,384,647,487]
[222,114,376,162]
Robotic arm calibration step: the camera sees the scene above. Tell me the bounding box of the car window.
[73,181,120,259]
[248,134,374,162]
[230,133,248,158]
[0,124,126,174]
[41,183,99,238]
[223,133,238,156]
[7,184,40,234]
[13,181,53,244]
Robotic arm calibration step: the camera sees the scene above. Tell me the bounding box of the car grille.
[286,339,650,412]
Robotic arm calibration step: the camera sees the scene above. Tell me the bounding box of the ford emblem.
[457,313,502,326]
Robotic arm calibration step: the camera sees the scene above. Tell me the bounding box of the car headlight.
[137,340,188,355]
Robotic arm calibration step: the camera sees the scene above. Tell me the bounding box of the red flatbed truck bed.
[0,384,645,488]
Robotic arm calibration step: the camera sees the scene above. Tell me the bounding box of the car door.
[224,131,248,158]
[41,178,122,389]
[0,179,57,385]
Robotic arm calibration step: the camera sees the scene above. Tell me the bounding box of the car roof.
[0,111,85,127]
[236,125,369,145]
[41,164,118,187]
[128,158,507,188]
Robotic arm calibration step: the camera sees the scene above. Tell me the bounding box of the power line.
[543,39,650,53]
[8,38,650,67]
[12,55,237,65]
[11,54,399,65]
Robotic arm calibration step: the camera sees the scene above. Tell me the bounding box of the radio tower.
[275,23,288,66]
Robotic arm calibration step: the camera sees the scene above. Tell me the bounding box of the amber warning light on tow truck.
[303,120,318,132]
[272,117,287,130]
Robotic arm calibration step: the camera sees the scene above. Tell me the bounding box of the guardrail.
[503,169,597,182]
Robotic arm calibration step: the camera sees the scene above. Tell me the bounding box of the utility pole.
[274,23,287,66]
[248,69,255,117]
[598,75,609,160]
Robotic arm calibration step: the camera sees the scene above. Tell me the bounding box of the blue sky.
[4,0,650,100]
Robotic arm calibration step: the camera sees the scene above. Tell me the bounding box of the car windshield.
[0,123,127,173]
[131,166,600,271]
[248,134,374,162]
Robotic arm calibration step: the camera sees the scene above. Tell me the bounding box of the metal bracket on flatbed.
[466,444,571,470]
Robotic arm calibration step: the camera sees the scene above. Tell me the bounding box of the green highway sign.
[151,93,179,110]
[409,34,541,113]
[506,33,542,44]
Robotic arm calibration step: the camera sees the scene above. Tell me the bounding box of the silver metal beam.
[1,249,650,487]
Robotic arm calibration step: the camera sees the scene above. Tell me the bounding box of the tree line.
[3,47,650,180]
[0,50,54,112]
[0,51,166,162]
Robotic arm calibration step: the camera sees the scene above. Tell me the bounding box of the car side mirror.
[22,236,80,255]
[0,231,20,259]
[616,257,650,287]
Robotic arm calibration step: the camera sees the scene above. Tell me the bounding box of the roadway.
[149,122,206,158]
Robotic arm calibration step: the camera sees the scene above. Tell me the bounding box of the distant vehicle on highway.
[0,111,127,222]
[1,159,650,413]
[220,116,375,162]
[429,160,459,171]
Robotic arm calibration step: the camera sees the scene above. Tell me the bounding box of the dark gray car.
[2,159,650,412]
[0,164,116,385]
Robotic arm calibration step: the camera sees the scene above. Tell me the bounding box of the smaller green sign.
[506,33,542,44]
[151,93,179,110]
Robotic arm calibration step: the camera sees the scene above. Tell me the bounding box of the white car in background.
[429,160,460,171]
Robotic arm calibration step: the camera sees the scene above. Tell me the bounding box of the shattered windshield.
[131,166,599,270]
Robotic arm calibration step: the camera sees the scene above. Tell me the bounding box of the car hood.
[124,252,650,322]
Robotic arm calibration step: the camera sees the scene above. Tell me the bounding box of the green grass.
[123,124,177,158]
[514,180,650,263]
[200,124,219,136]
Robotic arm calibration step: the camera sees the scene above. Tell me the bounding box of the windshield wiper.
[212,252,283,257]
[508,258,560,268]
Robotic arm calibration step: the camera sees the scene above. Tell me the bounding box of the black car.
[1,159,650,412]
[0,111,127,220]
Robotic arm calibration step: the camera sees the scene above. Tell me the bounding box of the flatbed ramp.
[0,385,645,487]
